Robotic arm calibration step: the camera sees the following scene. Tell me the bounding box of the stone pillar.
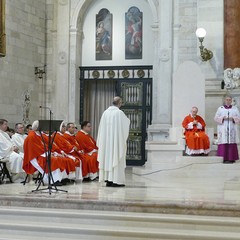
[224,0,240,68]
[69,27,82,123]
[55,1,70,121]
[147,0,173,141]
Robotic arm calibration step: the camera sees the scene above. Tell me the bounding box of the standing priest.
[97,96,130,187]
[214,95,240,163]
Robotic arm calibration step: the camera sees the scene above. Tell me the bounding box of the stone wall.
[0,0,46,127]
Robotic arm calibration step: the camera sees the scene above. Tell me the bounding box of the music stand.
[32,119,68,195]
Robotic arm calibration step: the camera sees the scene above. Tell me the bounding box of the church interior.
[1,0,240,239]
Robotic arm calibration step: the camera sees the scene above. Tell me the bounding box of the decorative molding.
[22,89,31,125]
[58,51,67,64]
[159,49,170,62]
[223,68,240,89]
[59,0,68,6]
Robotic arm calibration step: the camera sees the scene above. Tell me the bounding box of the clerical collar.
[65,131,74,136]
[224,105,232,109]
[80,129,88,135]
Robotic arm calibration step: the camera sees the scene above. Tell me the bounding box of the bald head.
[32,120,39,131]
[113,96,122,108]
[191,107,198,117]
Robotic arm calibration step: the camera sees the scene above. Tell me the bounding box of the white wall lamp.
[195,28,213,62]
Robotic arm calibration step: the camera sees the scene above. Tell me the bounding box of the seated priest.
[41,131,77,182]
[75,121,99,181]
[53,121,83,181]
[23,120,76,185]
[12,123,27,154]
[182,106,210,156]
[0,119,25,182]
[63,122,90,181]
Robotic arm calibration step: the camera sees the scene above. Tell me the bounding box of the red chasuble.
[182,115,210,154]
[75,131,99,175]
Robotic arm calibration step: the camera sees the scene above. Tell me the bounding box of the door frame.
[79,65,153,166]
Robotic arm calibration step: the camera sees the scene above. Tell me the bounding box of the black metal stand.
[225,110,230,162]
[31,111,67,195]
[227,111,230,144]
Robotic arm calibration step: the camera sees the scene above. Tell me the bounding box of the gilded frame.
[0,0,6,57]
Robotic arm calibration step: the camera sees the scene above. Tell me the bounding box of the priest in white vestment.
[0,119,25,179]
[97,96,130,187]
[12,123,27,154]
[214,95,240,163]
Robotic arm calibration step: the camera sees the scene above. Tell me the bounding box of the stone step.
[1,207,240,239]
[176,156,223,163]
[133,157,239,179]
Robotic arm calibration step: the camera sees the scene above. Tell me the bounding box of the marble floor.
[1,161,240,216]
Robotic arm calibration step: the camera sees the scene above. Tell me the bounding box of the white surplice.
[0,130,24,174]
[214,105,240,144]
[97,106,130,184]
[12,133,27,154]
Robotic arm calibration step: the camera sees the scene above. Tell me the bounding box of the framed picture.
[96,8,112,60]
[0,0,6,57]
[125,7,142,59]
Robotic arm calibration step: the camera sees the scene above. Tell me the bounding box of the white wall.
[172,61,205,128]
[81,0,154,66]
[197,0,224,80]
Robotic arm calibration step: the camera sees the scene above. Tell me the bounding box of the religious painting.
[125,7,142,59]
[0,0,6,57]
[96,8,112,60]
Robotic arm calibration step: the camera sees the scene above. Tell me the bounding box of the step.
[176,156,223,163]
[1,207,240,239]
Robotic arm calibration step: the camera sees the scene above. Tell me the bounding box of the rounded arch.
[70,0,94,30]
[147,0,158,23]
[70,0,158,30]
[68,0,158,122]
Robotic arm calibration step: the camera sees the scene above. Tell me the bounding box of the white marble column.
[69,27,82,123]
[55,1,70,121]
[147,0,173,141]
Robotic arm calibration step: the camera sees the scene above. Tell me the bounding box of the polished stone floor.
[1,162,240,216]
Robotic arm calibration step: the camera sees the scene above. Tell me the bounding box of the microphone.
[39,106,53,114]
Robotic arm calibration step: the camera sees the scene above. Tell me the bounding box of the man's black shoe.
[223,160,234,164]
[61,179,68,185]
[112,183,125,187]
[106,181,113,187]
[83,177,91,182]
[52,181,62,186]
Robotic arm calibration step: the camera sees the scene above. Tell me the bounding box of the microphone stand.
[227,111,230,144]
[32,107,67,195]
[226,110,230,161]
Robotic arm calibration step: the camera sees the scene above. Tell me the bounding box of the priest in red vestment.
[41,132,76,181]
[63,122,89,180]
[23,121,65,184]
[75,121,98,180]
[53,122,82,180]
[23,120,79,185]
[182,106,210,156]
